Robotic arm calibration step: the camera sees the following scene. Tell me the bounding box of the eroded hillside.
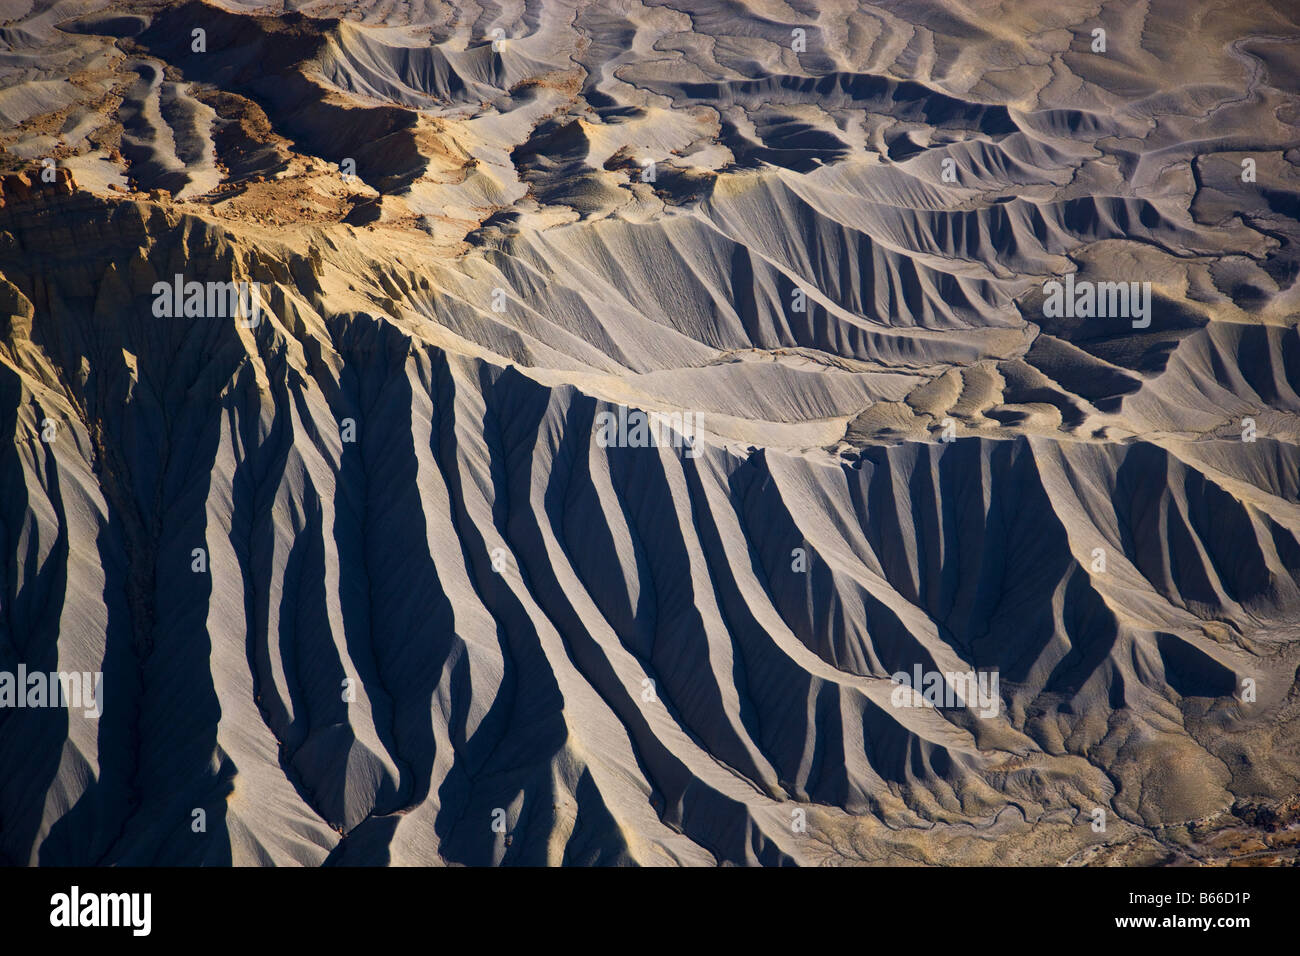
[0,0,1298,865]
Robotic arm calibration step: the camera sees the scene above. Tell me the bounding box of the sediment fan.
[0,0,1297,866]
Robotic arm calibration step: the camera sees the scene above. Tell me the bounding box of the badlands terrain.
[0,0,1298,866]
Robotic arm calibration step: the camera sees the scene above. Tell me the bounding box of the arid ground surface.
[1,0,1299,865]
